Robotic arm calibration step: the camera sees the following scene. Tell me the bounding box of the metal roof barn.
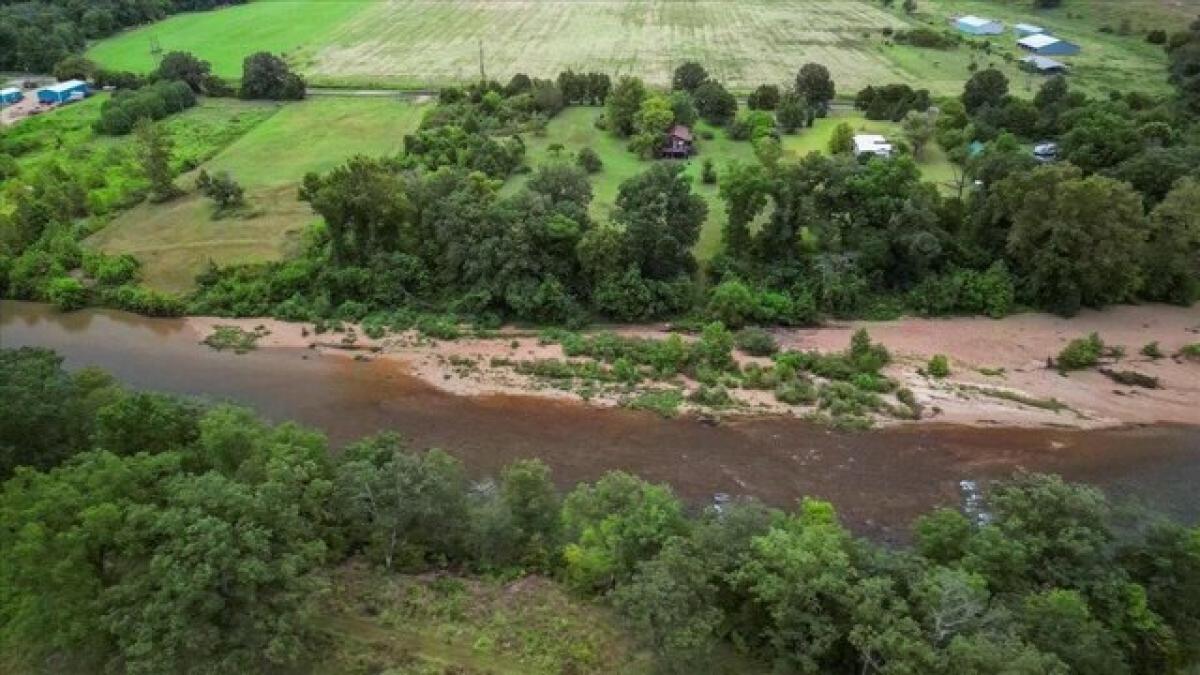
[37,80,90,105]
[955,15,1004,35]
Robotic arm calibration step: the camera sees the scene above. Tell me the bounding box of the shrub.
[1146,29,1168,45]
[1056,333,1105,371]
[95,80,197,135]
[1140,342,1163,360]
[849,329,890,373]
[775,379,817,405]
[739,364,779,390]
[1179,344,1200,361]
[576,147,603,173]
[1099,369,1160,389]
[701,159,717,185]
[688,385,734,408]
[734,327,778,356]
[624,390,684,418]
[927,354,951,378]
[46,276,87,311]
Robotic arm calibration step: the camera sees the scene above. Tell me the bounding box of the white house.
[854,134,893,158]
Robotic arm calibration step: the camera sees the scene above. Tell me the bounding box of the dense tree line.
[0,0,246,72]
[3,346,1200,673]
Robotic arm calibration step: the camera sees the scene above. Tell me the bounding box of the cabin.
[0,87,23,106]
[1018,34,1081,56]
[1020,55,1068,74]
[955,15,1004,36]
[1015,23,1046,37]
[854,134,893,159]
[661,125,694,158]
[36,80,90,105]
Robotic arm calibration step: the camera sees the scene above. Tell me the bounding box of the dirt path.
[186,303,1200,430]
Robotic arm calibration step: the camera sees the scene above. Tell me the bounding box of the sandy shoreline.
[185,303,1200,430]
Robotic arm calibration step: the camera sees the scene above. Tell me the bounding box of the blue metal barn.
[0,87,23,105]
[36,80,90,105]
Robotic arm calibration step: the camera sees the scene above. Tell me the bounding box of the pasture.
[87,0,1178,98]
[90,96,429,291]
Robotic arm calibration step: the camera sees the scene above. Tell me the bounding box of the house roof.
[1015,23,1045,33]
[40,79,87,93]
[668,125,693,142]
[957,15,999,28]
[1018,34,1061,49]
[1021,55,1067,71]
[854,134,893,153]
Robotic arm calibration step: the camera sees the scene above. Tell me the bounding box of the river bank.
[4,299,1200,540]
[186,303,1200,431]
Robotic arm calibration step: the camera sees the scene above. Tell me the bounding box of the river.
[3,300,1198,541]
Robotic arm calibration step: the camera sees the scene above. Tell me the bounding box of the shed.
[1017,34,1081,56]
[661,125,694,158]
[854,134,893,158]
[1020,55,1068,74]
[37,80,90,105]
[955,15,1004,36]
[0,87,23,105]
[1014,23,1046,37]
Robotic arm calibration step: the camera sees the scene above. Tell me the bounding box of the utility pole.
[478,39,486,83]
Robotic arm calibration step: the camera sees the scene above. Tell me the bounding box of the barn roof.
[41,80,87,93]
[1015,23,1045,33]
[957,15,998,28]
[1021,55,1067,71]
[1018,34,1061,50]
[0,87,20,97]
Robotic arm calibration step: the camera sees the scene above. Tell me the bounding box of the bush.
[576,147,603,173]
[927,354,951,378]
[775,379,817,405]
[688,385,734,408]
[1140,342,1163,360]
[734,327,778,356]
[94,80,197,135]
[46,276,87,311]
[1146,29,1168,45]
[1179,344,1200,361]
[1056,333,1105,371]
[701,159,717,185]
[240,52,306,100]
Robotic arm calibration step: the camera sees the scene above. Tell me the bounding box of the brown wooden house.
[661,125,694,158]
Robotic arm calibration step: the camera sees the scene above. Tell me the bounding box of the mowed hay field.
[90,96,429,292]
[89,0,915,93]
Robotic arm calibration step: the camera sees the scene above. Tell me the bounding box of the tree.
[961,68,1008,113]
[1142,177,1200,305]
[333,434,469,570]
[53,54,95,82]
[1167,19,1200,111]
[196,169,245,215]
[612,162,707,281]
[777,92,809,132]
[795,62,835,107]
[631,94,674,157]
[1000,165,1146,315]
[135,118,180,202]
[692,79,738,125]
[747,84,781,110]
[829,121,855,154]
[156,50,211,92]
[613,537,723,672]
[671,61,709,92]
[1059,107,1142,174]
[561,471,688,591]
[606,76,647,137]
[239,52,305,100]
[576,146,603,173]
[901,110,936,159]
[1021,589,1130,675]
[718,162,769,256]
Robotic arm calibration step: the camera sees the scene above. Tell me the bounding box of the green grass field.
[90,96,429,292]
[87,0,1178,98]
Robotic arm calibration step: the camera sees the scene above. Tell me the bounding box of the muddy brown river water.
[3,300,1198,541]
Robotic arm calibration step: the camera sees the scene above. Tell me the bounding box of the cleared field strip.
[91,97,429,292]
[312,0,911,91]
[86,1,374,78]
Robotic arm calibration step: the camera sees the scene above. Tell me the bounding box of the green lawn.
[90,96,430,292]
[86,0,373,80]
